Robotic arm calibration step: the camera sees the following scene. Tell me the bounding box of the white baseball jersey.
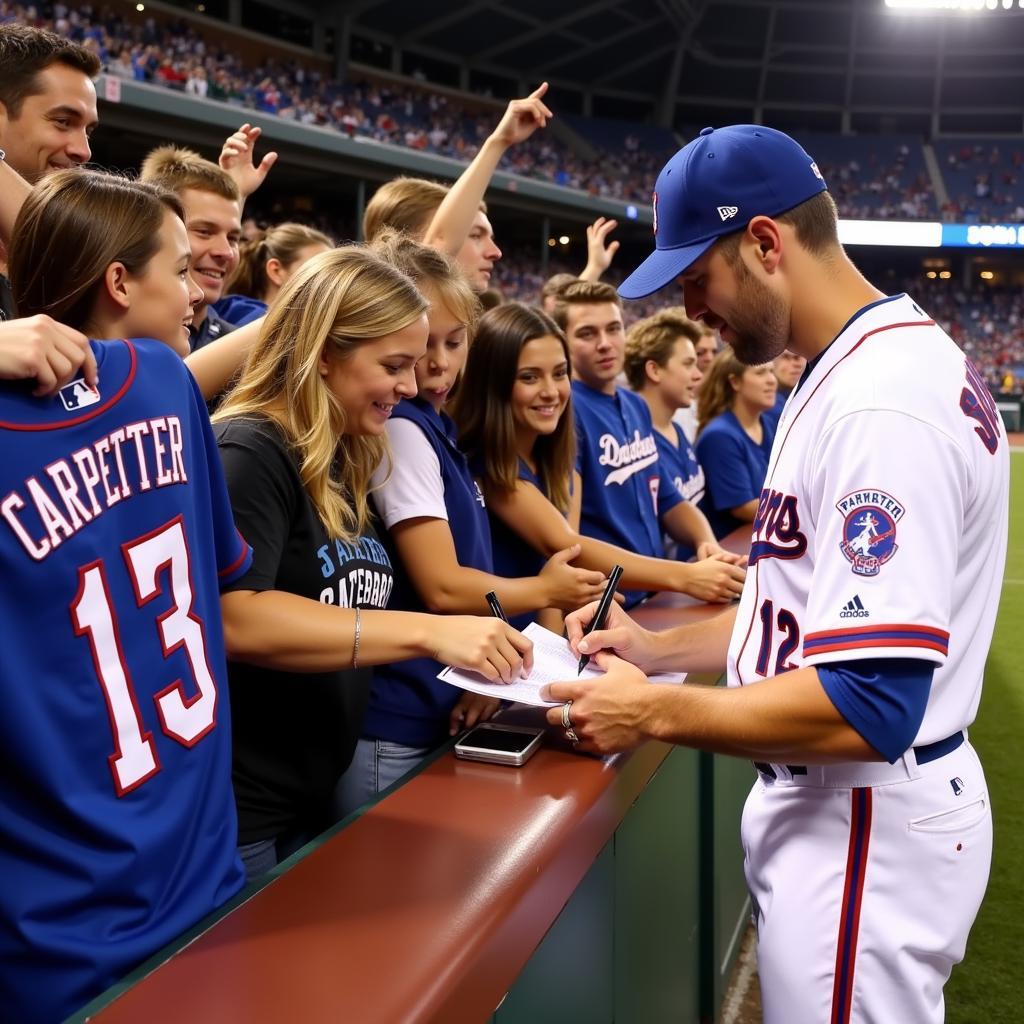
[727,293,1009,748]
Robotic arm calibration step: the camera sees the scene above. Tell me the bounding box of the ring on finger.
[565,726,579,744]
[561,700,573,730]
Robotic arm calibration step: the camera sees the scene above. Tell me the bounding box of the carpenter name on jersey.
[2,414,190,561]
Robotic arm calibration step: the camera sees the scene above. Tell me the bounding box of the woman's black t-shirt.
[214,416,394,844]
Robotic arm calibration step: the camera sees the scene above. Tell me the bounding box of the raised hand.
[540,543,610,612]
[0,315,96,397]
[582,216,620,280]
[430,616,534,683]
[218,123,278,199]
[490,82,553,149]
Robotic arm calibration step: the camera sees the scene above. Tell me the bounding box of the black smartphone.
[453,723,544,766]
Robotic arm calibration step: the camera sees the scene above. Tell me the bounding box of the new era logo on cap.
[717,205,739,221]
[840,595,869,619]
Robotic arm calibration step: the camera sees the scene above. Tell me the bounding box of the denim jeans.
[333,737,433,820]
[237,825,317,883]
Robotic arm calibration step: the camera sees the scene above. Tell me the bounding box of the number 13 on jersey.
[70,516,218,795]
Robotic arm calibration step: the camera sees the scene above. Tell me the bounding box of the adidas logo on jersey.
[58,378,100,412]
[717,205,739,221]
[840,595,869,618]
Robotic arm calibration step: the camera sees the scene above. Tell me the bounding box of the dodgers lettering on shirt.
[573,382,683,607]
[653,421,705,560]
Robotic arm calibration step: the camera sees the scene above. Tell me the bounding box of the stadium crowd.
[0,18,1019,1022]
[8,0,1024,220]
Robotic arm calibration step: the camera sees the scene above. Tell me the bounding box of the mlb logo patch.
[58,378,100,412]
[835,489,905,577]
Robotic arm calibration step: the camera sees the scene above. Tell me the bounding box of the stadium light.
[885,0,1024,10]
[558,235,570,245]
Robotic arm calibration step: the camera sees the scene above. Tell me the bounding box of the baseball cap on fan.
[618,125,828,300]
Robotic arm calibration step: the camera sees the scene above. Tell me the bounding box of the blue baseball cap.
[618,125,827,300]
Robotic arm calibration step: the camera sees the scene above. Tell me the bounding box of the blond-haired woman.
[694,346,779,539]
[213,247,531,879]
[334,236,606,817]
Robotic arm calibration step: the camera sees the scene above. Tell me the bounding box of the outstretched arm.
[545,653,878,762]
[485,476,745,602]
[422,84,552,256]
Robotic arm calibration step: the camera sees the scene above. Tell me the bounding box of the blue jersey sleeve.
[656,463,684,519]
[186,372,252,586]
[817,657,934,763]
[696,427,760,511]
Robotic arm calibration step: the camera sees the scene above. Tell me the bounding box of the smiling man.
[545,125,1009,1024]
[0,25,99,183]
[0,25,100,320]
[141,146,243,351]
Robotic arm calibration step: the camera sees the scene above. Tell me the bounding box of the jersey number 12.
[755,598,800,677]
[70,516,217,796]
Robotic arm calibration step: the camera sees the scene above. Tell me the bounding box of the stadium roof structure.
[319,0,1024,134]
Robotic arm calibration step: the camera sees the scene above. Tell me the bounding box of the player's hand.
[679,557,745,603]
[539,544,610,612]
[218,123,278,198]
[0,315,96,397]
[564,600,659,671]
[543,650,652,754]
[430,616,534,683]
[581,216,620,279]
[697,541,748,568]
[449,692,502,736]
[490,83,552,149]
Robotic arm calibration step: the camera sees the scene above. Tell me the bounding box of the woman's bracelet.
[352,606,362,670]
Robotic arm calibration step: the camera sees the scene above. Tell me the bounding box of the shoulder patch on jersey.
[836,489,904,577]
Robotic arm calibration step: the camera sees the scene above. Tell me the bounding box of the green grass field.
[946,449,1024,1023]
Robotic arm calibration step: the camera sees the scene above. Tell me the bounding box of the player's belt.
[754,731,965,782]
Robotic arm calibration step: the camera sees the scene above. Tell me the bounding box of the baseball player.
[0,338,252,1020]
[545,125,1009,1024]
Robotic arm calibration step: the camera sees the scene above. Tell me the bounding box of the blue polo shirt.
[653,421,705,561]
[572,381,683,607]
[695,409,775,539]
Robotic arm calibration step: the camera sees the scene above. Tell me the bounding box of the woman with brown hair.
[694,345,779,538]
[1,169,252,1022]
[216,221,333,325]
[453,302,745,621]
[210,245,532,878]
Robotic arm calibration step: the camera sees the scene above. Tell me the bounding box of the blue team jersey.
[0,339,252,1023]
[363,397,494,747]
[486,458,570,631]
[695,409,776,538]
[653,421,705,561]
[572,382,683,607]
